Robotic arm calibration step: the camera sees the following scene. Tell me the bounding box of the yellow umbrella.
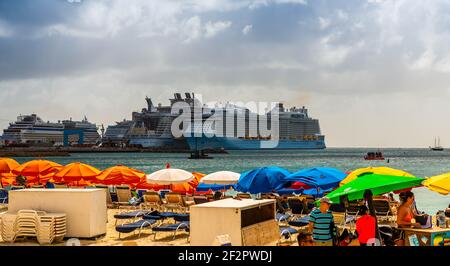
[340,166,414,186]
[423,173,450,195]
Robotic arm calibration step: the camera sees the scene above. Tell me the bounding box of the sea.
[12,148,450,214]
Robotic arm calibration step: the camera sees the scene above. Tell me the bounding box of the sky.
[1,0,450,148]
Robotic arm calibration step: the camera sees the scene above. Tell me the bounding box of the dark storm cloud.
[2,0,450,147]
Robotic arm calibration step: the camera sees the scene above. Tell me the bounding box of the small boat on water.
[430,137,444,151]
[364,151,385,160]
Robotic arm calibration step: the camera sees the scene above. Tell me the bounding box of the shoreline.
[0,147,228,157]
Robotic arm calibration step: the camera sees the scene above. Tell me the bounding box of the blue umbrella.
[236,166,290,194]
[196,183,235,192]
[283,167,347,191]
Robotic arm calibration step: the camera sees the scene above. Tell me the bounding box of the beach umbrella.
[12,160,62,185]
[0,158,20,188]
[200,171,240,185]
[0,158,20,174]
[236,166,290,194]
[146,168,194,185]
[170,172,205,194]
[54,162,101,183]
[290,182,312,190]
[196,183,235,192]
[423,173,450,195]
[1,173,17,187]
[96,165,145,185]
[66,179,93,187]
[340,167,413,186]
[325,174,425,204]
[284,167,347,190]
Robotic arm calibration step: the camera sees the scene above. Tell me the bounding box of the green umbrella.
[324,174,425,204]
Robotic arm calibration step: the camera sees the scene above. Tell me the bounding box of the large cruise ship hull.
[186,135,326,150]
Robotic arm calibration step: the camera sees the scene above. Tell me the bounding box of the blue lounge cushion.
[288,217,310,227]
[173,214,190,222]
[114,211,146,220]
[115,219,156,234]
[152,222,190,232]
[276,213,291,222]
[142,211,180,220]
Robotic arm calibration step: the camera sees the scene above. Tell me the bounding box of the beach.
[0,208,191,246]
[9,148,450,214]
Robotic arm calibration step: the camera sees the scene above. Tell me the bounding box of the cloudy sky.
[1,0,450,147]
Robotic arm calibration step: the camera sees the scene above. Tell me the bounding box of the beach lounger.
[287,197,308,218]
[193,196,209,205]
[288,216,310,227]
[152,221,190,241]
[115,219,157,239]
[0,189,8,204]
[136,189,148,202]
[276,213,293,226]
[116,186,135,209]
[54,183,68,189]
[373,199,395,222]
[114,210,150,225]
[278,226,298,244]
[142,191,164,211]
[142,211,187,222]
[164,193,192,213]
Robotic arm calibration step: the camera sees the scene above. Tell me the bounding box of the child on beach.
[355,205,376,246]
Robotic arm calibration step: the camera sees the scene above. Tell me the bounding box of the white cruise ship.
[2,114,100,146]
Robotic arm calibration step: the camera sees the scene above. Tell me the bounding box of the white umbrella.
[146,168,194,185]
[200,171,241,185]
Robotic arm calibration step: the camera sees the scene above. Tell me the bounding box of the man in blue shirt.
[309,197,335,246]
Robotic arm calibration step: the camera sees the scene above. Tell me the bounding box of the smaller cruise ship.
[1,114,100,146]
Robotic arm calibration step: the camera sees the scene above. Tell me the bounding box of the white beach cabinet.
[8,189,107,238]
[190,198,278,246]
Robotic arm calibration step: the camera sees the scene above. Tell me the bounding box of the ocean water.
[12,148,450,214]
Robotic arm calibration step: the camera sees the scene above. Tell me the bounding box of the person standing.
[308,197,335,246]
[355,205,376,246]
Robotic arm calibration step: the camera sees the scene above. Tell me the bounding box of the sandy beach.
[0,208,193,246]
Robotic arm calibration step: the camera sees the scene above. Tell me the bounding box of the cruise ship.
[184,103,326,150]
[103,119,135,146]
[125,93,195,149]
[1,114,100,146]
[103,93,325,151]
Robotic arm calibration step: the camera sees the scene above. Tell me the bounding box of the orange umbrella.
[54,162,100,183]
[96,165,146,185]
[12,160,62,185]
[0,158,20,188]
[1,173,17,187]
[0,158,20,174]
[66,179,93,187]
[171,172,205,194]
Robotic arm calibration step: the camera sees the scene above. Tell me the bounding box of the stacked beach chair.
[0,210,67,245]
[1,213,17,242]
[37,213,67,244]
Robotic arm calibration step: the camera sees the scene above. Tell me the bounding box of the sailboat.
[430,137,444,151]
